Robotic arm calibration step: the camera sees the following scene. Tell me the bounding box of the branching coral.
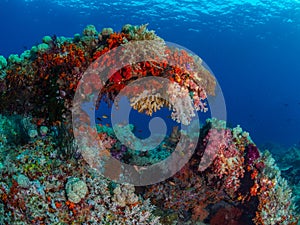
[130,90,169,116]
[166,81,197,125]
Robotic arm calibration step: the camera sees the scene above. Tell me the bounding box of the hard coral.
[65,177,88,204]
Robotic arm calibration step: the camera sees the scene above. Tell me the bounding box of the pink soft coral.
[200,128,245,193]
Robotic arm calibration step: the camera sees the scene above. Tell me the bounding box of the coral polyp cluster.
[0,24,298,224]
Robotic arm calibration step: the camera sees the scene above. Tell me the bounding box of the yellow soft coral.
[130,92,169,116]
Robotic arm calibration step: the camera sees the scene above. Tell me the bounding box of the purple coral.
[111,144,127,160]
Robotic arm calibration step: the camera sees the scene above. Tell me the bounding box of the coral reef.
[144,120,298,224]
[0,24,298,224]
[0,133,161,224]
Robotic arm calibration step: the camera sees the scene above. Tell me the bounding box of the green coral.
[83,24,98,36]
[26,195,49,218]
[101,27,114,36]
[79,25,99,46]
[0,55,7,70]
[37,43,50,53]
[56,36,72,45]
[20,50,32,60]
[42,35,53,44]
[8,54,22,64]
[73,33,81,42]
[96,124,116,136]
[122,24,161,41]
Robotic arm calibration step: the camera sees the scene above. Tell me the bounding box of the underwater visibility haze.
[0,0,300,224]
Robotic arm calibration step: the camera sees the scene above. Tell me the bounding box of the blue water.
[1,0,300,147]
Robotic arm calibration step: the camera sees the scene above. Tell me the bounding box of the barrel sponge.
[65,177,88,203]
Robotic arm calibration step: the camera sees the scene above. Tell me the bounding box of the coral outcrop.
[0,24,298,224]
